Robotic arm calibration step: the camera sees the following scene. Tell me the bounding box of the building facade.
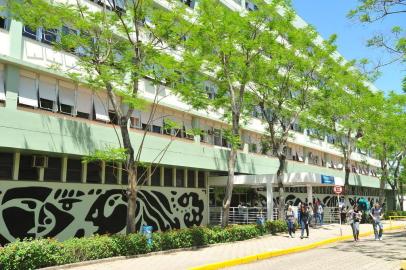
[0,0,388,245]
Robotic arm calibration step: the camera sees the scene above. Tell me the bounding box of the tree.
[7,0,192,233]
[181,0,285,226]
[348,0,406,92]
[247,3,339,219]
[307,57,378,189]
[358,92,406,207]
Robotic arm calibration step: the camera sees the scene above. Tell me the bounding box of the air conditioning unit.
[32,156,48,168]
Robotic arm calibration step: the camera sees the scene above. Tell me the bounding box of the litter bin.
[142,225,153,246]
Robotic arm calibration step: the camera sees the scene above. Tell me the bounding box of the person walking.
[286,206,296,238]
[300,203,309,239]
[348,205,362,241]
[317,203,324,226]
[370,203,384,240]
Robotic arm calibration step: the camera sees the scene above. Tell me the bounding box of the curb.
[188,225,406,270]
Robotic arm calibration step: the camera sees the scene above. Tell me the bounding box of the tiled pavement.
[63,221,406,270]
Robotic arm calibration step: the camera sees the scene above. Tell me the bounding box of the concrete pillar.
[160,167,164,187]
[100,161,105,184]
[38,167,44,181]
[266,181,274,221]
[81,162,87,183]
[147,166,151,186]
[12,152,20,180]
[117,163,122,184]
[307,185,313,205]
[61,157,67,182]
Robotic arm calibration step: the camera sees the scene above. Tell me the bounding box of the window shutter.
[76,87,92,114]
[18,75,38,107]
[38,76,57,101]
[58,81,75,107]
[93,91,110,121]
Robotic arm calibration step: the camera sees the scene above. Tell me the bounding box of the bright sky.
[291,0,405,94]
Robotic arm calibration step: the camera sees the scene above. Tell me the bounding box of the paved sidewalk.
[62,221,406,270]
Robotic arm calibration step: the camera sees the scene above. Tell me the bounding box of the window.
[76,87,92,119]
[0,17,7,30]
[105,162,118,184]
[245,1,258,11]
[164,167,173,187]
[66,159,82,182]
[152,125,162,134]
[61,26,78,53]
[0,152,13,180]
[249,143,257,153]
[198,171,205,188]
[19,155,38,180]
[39,98,54,110]
[176,169,185,187]
[86,161,101,183]
[179,0,194,8]
[187,170,195,188]
[122,170,128,185]
[44,157,61,181]
[213,129,222,146]
[42,28,57,45]
[130,116,141,129]
[58,84,75,115]
[151,166,161,186]
[109,111,119,125]
[22,25,38,40]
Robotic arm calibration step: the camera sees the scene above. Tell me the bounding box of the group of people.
[285,201,385,242]
[286,201,324,239]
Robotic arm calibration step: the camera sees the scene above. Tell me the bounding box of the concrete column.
[61,157,67,182]
[38,167,44,181]
[323,153,329,168]
[5,64,20,109]
[266,181,274,221]
[100,161,105,184]
[184,169,188,188]
[117,163,122,184]
[8,19,23,59]
[81,162,87,183]
[12,152,20,180]
[172,168,176,187]
[307,185,313,205]
[160,167,164,187]
[147,166,151,186]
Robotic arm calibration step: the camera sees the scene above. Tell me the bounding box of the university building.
[0,0,390,245]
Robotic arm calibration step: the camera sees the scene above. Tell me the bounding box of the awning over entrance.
[209,172,344,187]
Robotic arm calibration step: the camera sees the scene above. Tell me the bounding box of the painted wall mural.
[0,181,207,245]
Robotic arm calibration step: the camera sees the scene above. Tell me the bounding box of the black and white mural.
[0,181,207,245]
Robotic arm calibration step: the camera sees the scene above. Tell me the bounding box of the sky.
[291,0,405,94]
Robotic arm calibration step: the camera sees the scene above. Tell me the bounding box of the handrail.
[388,216,406,229]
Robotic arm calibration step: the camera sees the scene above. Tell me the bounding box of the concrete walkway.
[58,221,406,270]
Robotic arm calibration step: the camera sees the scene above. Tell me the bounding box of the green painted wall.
[0,107,383,188]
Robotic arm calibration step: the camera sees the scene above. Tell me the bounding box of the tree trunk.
[379,160,387,205]
[120,121,138,234]
[222,148,237,227]
[126,167,138,234]
[277,155,286,220]
[344,158,351,187]
[399,180,404,211]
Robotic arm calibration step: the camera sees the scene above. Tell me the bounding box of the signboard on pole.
[333,185,343,195]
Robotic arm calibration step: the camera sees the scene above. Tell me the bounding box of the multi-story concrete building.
[0,0,389,245]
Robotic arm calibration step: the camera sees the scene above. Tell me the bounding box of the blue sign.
[321,175,335,184]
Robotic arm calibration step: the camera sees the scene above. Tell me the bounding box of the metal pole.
[338,194,342,236]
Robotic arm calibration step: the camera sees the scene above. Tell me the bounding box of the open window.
[38,76,57,111]
[22,25,38,40]
[86,161,102,183]
[18,155,38,180]
[42,28,58,45]
[93,92,110,122]
[0,16,8,30]
[150,165,161,186]
[76,87,92,119]
[58,81,75,115]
